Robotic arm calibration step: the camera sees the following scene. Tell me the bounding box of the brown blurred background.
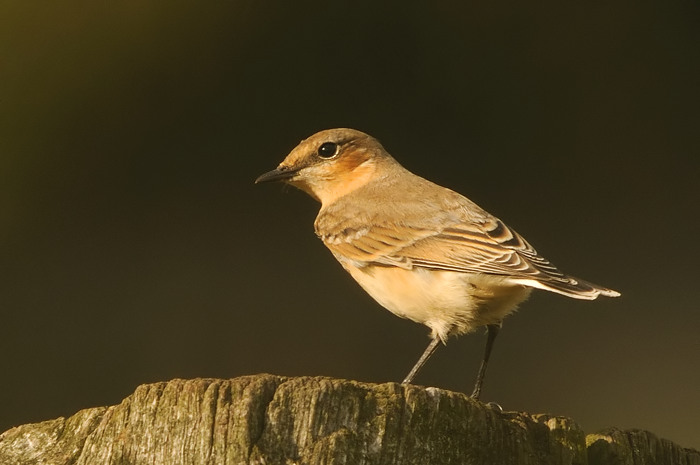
[1,0,698,449]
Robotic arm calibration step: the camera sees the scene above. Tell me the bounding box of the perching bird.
[256,128,620,398]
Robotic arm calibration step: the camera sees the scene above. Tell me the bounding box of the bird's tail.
[512,276,620,300]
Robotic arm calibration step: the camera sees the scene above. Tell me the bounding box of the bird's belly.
[342,263,531,341]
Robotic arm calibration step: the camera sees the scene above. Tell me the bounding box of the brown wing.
[320,215,618,299]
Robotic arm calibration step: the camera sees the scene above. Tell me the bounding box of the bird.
[255,128,620,399]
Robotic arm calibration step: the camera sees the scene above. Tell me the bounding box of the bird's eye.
[317,142,339,159]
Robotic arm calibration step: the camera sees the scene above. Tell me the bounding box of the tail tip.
[599,288,621,298]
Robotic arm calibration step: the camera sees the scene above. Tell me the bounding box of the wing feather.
[319,215,616,299]
[315,176,618,299]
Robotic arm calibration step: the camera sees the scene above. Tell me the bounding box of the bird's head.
[255,128,391,206]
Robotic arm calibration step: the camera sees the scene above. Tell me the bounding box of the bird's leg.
[402,336,441,385]
[470,324,501,400]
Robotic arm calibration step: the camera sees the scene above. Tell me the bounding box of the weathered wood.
[587,428,700,465]
[0,375,696,465]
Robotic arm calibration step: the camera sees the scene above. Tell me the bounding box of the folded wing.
[320,211,619,300]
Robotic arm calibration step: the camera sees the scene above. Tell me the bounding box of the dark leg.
[402,336,441,385]
[470,324,501,399]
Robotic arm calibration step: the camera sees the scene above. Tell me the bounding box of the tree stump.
[0,375,697,465]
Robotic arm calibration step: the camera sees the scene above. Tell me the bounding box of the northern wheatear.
[256,128,619,398]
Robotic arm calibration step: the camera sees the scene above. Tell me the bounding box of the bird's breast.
[337,260,531,342]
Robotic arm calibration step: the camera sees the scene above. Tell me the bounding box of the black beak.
[255,167,298,184]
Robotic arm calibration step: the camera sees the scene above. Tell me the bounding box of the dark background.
[2,0,699,449]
